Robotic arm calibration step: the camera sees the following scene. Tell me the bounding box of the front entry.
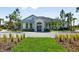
[37,22,42,32]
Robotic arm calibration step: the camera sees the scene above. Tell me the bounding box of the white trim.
[22,22,26,29]
[34,19,45,31]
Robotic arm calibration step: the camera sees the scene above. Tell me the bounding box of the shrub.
[55,34,65,42]
[11,35,14,42]
[16,34,20,42]
[18,34,22,41]
[75,33,79,40]
[2,34,7,43]
[23,34,25,39]
[20,35,23,40]
[0,28,2,31]
[9,33,14,42]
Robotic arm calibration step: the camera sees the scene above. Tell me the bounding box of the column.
[28,23,30,29]
[23,22,26,29]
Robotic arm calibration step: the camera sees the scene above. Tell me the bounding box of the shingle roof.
[22,15,57,23]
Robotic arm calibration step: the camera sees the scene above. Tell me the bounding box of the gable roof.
[22,15,37,22]
[22,15,57,23]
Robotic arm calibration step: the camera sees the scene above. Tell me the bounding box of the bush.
[0,28,2,31]
[2,34,7,43]
[44,29,50,32]
[23,34,25,39]
[18,34,23,41]
[16,34,20,42]
[9,34,14,42]
[20,35,23,40]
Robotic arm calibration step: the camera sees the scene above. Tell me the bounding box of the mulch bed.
[0,38,18,52]
[55,38,79,52]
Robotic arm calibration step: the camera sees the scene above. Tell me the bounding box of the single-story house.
[21,15,67,32]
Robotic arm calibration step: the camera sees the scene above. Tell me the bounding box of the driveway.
[0,32,55,38]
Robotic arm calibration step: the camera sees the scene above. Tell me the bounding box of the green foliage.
[5,8,21,30]
[9,33,14,42]
[76,7,79,12]
[55,33,79,41]
[16,34,21,42]
[2,34,7,42]
[23,34,25,39]
[52,19,61,30]
[20,35,23,40]
[0,18,4,26]
[11,38,65,52]
[55,33,79,51]
[0,28,2,31]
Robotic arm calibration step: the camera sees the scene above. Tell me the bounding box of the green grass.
[11,37,66,52]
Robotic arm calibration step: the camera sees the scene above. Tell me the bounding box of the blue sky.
[0,7,79,25]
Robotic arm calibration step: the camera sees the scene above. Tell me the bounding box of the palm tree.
[60,9,65,20]
[65,12,75,30]
[73,18,76,26]
[72,18,76,30]
[60,9,66,27]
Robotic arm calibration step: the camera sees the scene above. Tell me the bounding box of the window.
[30,23,32,29]
[26,23,28,28]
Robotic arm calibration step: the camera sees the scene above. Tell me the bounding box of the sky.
[0,7,79,25]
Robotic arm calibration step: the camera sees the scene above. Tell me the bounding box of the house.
[21,15,63,32]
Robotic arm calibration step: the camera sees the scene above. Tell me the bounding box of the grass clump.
[55,33,79,52]
[9,33,14,42]
[23,34,25,39]
[2,34,7,43]
[16,34,20,42]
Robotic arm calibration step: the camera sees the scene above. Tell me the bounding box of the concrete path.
[0,32,55,38]
[23,32,55,38]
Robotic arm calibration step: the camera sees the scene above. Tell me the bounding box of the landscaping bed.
[0,34,25,52]
[55,33,79,52]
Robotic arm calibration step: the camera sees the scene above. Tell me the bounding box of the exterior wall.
[22,19,52,31]
[28,23,30,29]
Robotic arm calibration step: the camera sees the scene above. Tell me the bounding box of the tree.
[73,18,76,26]
[6,14,14,30]
[0,18,4,26]
[72,18,76,30]
[12,8,21,30]
[52,17,61,30]
[76,7,79,12]
[60,9,66,27]
[60,9,65,20]
[65,12,75,30]
[5,8,21,30]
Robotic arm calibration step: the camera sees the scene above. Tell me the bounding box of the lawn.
[11,37,66,52]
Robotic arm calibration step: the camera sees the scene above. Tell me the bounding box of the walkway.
[0,32,55,38]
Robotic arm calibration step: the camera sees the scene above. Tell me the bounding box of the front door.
[37,22,42,32]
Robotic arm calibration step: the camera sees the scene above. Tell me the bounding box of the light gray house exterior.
[21,15,66,32]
